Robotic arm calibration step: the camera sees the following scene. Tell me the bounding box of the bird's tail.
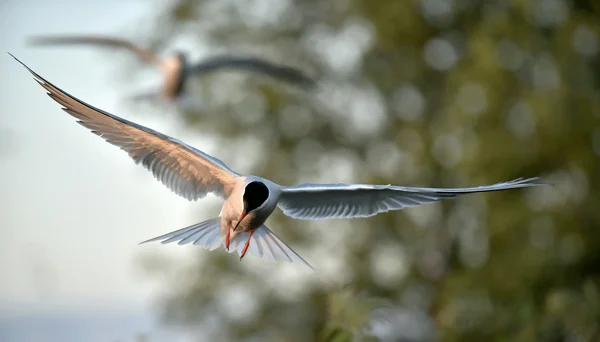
[139,218,222,250]
[139,219,313,269]
[228,225,314,269]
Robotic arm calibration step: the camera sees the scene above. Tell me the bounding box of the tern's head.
[174,51,187,65]
[234,181,270,231]
[242,181,269,213]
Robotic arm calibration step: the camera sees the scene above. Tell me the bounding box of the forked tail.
[140,219,313,269]
[139,218,222,250]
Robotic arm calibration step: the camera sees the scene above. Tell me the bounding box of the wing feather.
[278,178,547,220]
[28,35,160,65]
[188,55,317,89]
[12,54,240,200]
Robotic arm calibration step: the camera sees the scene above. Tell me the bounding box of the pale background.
[0,1,213,341]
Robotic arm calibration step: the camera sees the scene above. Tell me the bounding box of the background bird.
[27,34,318,109]
[12,54,547,269]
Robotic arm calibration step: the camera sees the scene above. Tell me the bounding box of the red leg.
[240,230,254,260]
[225,225,231,251]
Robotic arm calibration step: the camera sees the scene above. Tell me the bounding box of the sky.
[0,1,221,340]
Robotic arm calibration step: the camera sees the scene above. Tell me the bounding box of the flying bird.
[11,54,547,269]
[27,34,317,106]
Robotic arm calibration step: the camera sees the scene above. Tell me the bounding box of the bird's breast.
[161,58,184,98]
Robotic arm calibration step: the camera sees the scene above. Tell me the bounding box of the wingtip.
[9,54,52,89]
[25,35,71,46]
[506,176,551,188]
[521,176,553,187]
[300,76,319,88]
[294,74,320,91]
[8,52,34,73]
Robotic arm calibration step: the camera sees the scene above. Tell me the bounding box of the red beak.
[233,209,247,231]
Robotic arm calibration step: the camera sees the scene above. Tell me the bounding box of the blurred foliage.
[131,0,600,341]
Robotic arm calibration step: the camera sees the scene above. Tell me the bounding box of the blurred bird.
[27,34,317,109]
[12,54,547,269]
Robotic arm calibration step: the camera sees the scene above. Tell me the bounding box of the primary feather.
[9,53,239,200]
[188,55,318,89]
[28,35,160,64]
[278,178,545,220]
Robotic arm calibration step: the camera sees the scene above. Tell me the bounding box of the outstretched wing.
[28,35,161,65]
[278,177,546,220]
[12,53,240,201]
[188,55,317,89]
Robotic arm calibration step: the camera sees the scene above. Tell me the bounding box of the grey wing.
[278,178,547,220]
[188,55,317,89]
[12,54,240,200]
[27,35,160,65]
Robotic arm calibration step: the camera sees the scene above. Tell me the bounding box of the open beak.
[233,210,247,231]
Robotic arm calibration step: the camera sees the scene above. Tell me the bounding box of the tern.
[27,34,317,105]
[11,54,547,269]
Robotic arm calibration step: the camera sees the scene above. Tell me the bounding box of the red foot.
[240,230,254,260]
[225,225,231,251]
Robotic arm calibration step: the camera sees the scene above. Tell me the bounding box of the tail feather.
[139,218,221,250]
[228,225,313,269]
[140,220,313,269]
